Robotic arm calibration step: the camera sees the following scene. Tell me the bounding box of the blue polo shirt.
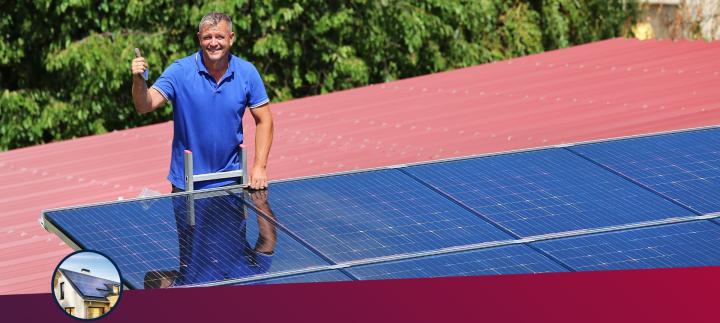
[152,52,269,190]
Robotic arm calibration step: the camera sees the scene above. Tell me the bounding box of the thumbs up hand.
[132,48,149,80]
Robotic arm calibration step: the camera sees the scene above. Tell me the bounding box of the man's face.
[197,20,234,64]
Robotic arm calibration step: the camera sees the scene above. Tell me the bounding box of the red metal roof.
[1,38,718,294]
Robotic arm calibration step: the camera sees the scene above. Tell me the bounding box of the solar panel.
[43,128,719,288]
[45,190,332,289]
[403,149,694,237]
[237,169,513,263]
[345,244,568,280]
[61,269,119,299]
[242,270,353,285]
[531,220,720,271]
[570,128,720,214]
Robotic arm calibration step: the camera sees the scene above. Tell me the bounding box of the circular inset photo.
[52,251,122,320]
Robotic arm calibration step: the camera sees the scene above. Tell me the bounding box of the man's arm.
[248,104,273,189]
[131,48,167,113]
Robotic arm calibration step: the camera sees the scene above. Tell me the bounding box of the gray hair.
[199,12,232,33]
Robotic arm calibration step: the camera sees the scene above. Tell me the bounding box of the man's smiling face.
[197,20,234,66]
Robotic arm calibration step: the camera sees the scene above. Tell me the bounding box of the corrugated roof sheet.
[1,38,718,294]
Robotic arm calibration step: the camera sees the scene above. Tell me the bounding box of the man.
[131,12,273,191]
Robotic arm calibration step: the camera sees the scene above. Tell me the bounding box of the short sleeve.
[151,61,181,102]
[246,65,270,109]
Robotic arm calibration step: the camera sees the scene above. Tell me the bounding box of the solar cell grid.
[570,128,720,214]
[346,244,569,280]
[239,169,513,263]
[45,190,331,289]
[404,149,694,237]
[532,220,720,271]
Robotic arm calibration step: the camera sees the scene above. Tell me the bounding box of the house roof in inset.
[59,269,119,301]
[1,37,719,294]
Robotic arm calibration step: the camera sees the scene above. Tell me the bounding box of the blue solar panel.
[61,269,119,299]
[404,149,695,237]
[532,221,720,271]
[45,190,331,289]
[239,169,513,263]
[44,128,719,288]
[570,128,720,214]
[346,244,568,280]
[242,270,353,285]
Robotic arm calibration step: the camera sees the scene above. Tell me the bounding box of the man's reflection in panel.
[144,189,277,288]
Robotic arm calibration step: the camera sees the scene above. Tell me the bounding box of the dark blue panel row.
[532,220,720,271]
[46,128,720,287]
[45,190,331,289]
[346,244,568,280]
[242,270,353,285]
[571,128,720,214]
[241,170,513,263]
[404,149,694,237]
[60,269,118,298]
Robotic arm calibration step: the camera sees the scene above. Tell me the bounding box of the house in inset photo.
[53,268,120,319]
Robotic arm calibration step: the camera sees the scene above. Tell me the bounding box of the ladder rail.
[183,146,249,226]
[183,145,248,192]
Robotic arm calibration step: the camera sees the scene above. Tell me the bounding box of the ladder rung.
[193,170,244,182]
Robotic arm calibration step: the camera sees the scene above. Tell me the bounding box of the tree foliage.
[0,0,638,151]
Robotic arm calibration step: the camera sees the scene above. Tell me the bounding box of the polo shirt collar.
[195,51,237,79]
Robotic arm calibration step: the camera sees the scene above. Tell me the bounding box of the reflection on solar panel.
[532,221,720,271]
[45,191,331,289]
[404,149,694,237]
[42,127,720,288]
[241,169,512,263]
[243,270,353,285]
[346,245,568,280]
[570,128,720,214]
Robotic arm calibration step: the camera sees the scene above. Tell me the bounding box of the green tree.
[0,0,638,151]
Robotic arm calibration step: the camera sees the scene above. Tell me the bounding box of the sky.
[59,252,121,282]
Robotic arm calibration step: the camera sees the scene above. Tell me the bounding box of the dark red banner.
[2,267,717,323]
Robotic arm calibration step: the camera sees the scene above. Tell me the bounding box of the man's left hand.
[249,165,268,189]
